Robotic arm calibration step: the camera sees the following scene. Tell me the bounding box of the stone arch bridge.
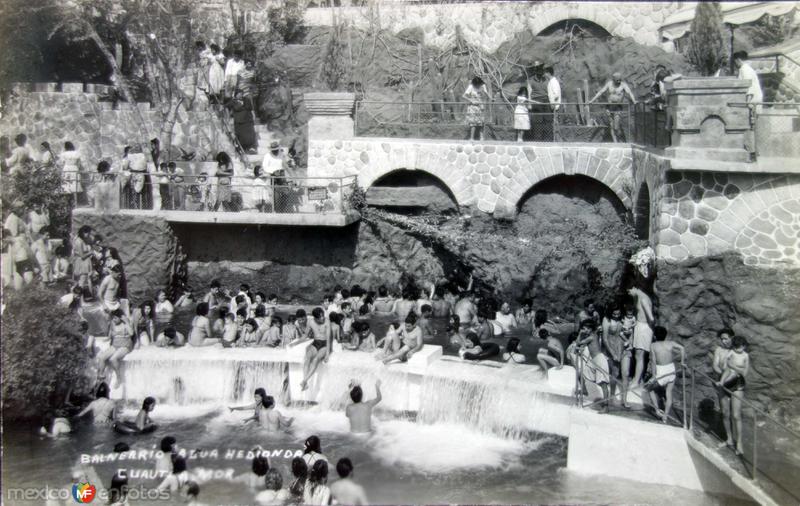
[308,139,635,219]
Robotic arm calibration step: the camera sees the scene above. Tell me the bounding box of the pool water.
[2,306,755,505]
[3,405,754,505]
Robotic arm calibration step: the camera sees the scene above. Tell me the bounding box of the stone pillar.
[664,77,752,163]
[304,92,356,141]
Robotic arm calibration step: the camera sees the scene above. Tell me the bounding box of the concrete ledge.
[567,408,749,500]
[669,157,800,174]
[73,208,361,227]
[120,343,308,364]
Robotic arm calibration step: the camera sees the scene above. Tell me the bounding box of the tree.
[2,285,89,420]
[685,1,728,76]
[2,161,73,240]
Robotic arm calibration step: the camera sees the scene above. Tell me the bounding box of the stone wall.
[192,1,681,52]
[308,138,635,217]
[71,211,180,304]
[655,170,800,267]
[0,87,234,168]
[656,254,800,420]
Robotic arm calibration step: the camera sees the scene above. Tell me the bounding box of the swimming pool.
[3,404,754,506]
[2,307,755,505]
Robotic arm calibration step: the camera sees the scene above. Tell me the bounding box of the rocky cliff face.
[656,254,800,423]
[71,213,180,302]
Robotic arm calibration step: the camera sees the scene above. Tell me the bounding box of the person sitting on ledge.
[260,316,283,347]
[536,328,564,374]
[458,331,500,361]
[300,308,332,390]
[97,309,133,387]
[502,337,527,365]
[188,302,219,347]
[156,326,186,347]
[238,318,260,347]
[382,312,423,364]
[347,321,376,352]
[375,322,402,360]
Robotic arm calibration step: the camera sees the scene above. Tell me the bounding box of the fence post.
[689,367,695,430]
[627,103,632,143]
[752,412,758,481]
[681,364,687,429]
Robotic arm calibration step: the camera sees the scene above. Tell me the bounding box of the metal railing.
[632,102,671,149]
[573,349,800,505]
[354,100,636,143]
[70,173,359,215]
[728,102,800,159]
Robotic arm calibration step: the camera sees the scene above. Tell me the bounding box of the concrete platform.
[73,208,361,227]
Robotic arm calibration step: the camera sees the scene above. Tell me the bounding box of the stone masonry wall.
[194,1,682,52]
[655,171,800,267]
[0,88,234,168]
[308,138,635,217]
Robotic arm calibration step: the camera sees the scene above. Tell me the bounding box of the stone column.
[304,92,356,141]
[664,77,752,162]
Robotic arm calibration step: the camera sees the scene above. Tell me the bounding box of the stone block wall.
[655,171,800,267]
[0,89,234,168]
[308,138,635,217]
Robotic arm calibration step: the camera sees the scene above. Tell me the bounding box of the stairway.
[242,124,280,169]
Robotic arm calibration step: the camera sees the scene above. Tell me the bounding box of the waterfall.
[120,357,286,406]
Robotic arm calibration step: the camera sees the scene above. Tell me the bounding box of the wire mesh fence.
[355,100,645,143]
[73,174,359,215]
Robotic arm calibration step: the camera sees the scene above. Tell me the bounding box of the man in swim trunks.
[717,335,749,455]
[647,326,685,423]
[382,313,423,364]
[454,292,478,326]
[589,71,637,142]
[628,284,654,387]
[345,380,382,433]
[430,285,452,317]
[576,319,610,412]
[711,328,735,449]
[300,308,332,390]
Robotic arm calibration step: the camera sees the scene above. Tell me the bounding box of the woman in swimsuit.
[503,337,527,364]
[188,302,219,347]
[300,308,331,390]
[717,335,749,455]
[447,314,468,350]
[536,328,564,373]
[75,382,117,425]
[135,396,157,431]
[229,388,269,424]
[131,300,156,346]
[97,309,134,387]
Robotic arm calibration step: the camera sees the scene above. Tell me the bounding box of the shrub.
[1,285,89,420]
[685,1,728,76]
[1,160,73,239]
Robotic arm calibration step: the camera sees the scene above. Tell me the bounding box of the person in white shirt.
[733,51,763,160]
[5,133,32,174]
[544,66,561,141]
[224,49,245,98]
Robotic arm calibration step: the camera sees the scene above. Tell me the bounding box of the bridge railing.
[729,101,800,159]
[354,100,638,143]
[573,350,800,505]
[71,173,359,215]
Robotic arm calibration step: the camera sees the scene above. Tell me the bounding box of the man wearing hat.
[589,72,637,142]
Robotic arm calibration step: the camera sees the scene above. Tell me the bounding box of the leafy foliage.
[319,22,349,91]
[2,285,89,420]
[685,1,728,76]
[267,0,307,45]
[1,161,74,240]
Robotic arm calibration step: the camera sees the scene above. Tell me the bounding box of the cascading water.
[120,355,286,406]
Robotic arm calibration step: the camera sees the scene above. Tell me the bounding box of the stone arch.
[528,7,622,41]
[516,174,628,216]
[537,18,612,38]
[368,168,460,210]
[502,147,633,212]
[634,182,652,240]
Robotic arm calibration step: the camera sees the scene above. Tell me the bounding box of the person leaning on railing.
[588,72,637,143]
[215,151,234,212]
